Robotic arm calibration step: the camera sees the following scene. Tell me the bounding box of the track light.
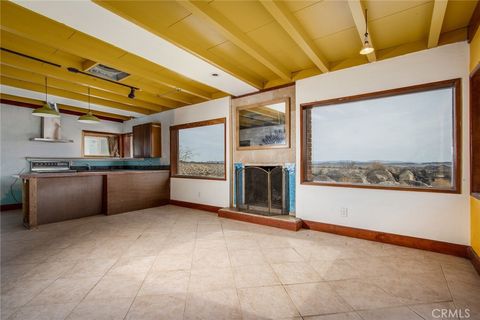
[128,88,136,99]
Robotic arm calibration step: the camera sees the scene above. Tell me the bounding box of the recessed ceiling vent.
[87,64,129,81]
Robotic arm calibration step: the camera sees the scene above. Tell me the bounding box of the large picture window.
[170,118,226,180]
[301,79,461,193]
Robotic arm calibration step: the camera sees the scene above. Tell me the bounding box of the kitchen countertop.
[20,169,170,179]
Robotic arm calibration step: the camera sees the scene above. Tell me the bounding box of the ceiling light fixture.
[67,67,139,99]
[128,87,136,99]
[78,87,101,124]
[157,87,182,98]
[360,9,374,55]
[32,77,60,118]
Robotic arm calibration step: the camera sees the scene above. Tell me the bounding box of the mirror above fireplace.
[236,97,290,150]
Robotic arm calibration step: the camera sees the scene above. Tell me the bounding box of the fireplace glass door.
[235,166,289,216]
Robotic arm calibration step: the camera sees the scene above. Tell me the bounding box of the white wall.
[124,97,231,208]
[0,104,123,204]
[296,42,470,245]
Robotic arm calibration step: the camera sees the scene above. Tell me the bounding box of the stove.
[30,160,73,173]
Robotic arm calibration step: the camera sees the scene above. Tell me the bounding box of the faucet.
[86,163,91,171]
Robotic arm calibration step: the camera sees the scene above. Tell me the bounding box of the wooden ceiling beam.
[1,93,130,121]
[1,29,200,105]
[178,0,291,81]
[0,51,182,109]
[1,65,166,112]
[94,1,264,90]
[0,3,214,100]
[347,0,376,62]
[428,0,449,48]
[260,0,329,73]
[0,76,153,115]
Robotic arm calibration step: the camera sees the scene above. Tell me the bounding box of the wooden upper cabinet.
[133,123,162,158]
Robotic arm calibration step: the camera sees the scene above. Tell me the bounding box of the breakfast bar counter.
[20,170,170,228]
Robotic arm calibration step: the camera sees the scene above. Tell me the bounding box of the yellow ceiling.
[0,0,477,118]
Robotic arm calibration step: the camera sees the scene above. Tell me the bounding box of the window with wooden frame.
[82,130,131,158]
[170,118,226,180]
[236,97,290,150]
[300,79,462,193]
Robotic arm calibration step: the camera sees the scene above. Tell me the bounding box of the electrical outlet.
[340,207,349,217]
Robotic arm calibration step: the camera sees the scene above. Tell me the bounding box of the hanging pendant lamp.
[78,87,101,124]
[360,9,375,55]
[32,77,60,117]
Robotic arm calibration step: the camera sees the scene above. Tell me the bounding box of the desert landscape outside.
[177,122,225,178]
[305,86,456,190]
[309,161,453,189]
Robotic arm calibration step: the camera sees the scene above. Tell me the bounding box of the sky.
[179,123,224,162]
[311,87,454,163]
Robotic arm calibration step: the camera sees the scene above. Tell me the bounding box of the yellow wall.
[472,197,480,254]
[471,27,480,255]
[471,28,480,73]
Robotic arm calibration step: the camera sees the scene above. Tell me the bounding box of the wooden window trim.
[236,97,290,151]
[121,133,133,159]
[81,130,122,158]
[300,78,462,194]
[170,118,227,181]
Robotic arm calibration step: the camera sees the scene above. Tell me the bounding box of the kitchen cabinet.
[21,170,170,228]
[133,122,161,158]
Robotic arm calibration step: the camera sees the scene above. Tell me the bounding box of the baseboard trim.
[1,203,22,211]
[467,247,480,275]
[302,219,469,258]
[169,200,221,213]
[218,208,303,231]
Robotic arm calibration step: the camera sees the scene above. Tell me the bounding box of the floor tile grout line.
[6,256,88,319]
[181,218,199,320]
[62,248,125,319]
[221,219,244,320]
[440,263,456,303]
[123,209,180,320]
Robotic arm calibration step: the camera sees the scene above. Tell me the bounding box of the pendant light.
[32,77,60,117]
[78,87,101,124]
[360,9,375,55]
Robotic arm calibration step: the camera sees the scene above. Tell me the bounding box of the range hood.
[30,105,74,143]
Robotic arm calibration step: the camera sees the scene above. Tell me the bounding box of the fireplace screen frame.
[235,165,290,216]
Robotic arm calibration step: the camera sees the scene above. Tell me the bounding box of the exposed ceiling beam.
[1,93,130,121]
[347,0,376,62]
[0,2,214,100]
[178,0,291,81]
[0,76,153,115]
[260,0,329,73]
[0,50,184,109]
[10,0,257,97]
[93,1,264,90]
[0,30,198,106]
[0,65,167,112]
[428,0,449,48]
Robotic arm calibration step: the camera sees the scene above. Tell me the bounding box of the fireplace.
[235,165,289,216]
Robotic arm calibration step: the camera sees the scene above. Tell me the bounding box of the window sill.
[171,175,226,181]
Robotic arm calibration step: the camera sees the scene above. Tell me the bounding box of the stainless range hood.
[30,105,74,143]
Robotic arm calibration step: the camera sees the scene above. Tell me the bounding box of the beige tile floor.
[1,205,479,320]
